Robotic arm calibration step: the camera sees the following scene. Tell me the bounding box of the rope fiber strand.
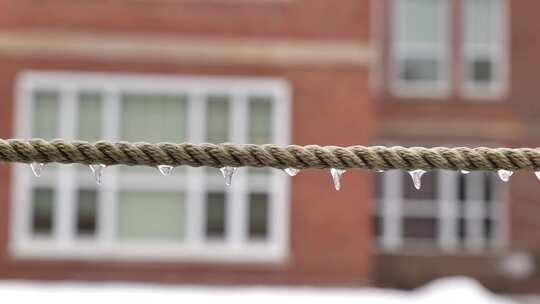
[1,138,539,172]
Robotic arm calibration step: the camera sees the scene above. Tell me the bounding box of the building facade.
[372,0,540,294]
[0,0,374,285]
[1,0,540,294]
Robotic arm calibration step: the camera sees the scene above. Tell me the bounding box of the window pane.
[248,97,273,175]
[403,171,438,200]
[78,92,102,142]
[77,190,97,236]
[121,94,187,143]
[471,58,494,83]
[400,58,439,81]
[249,193,269,240]
[397,0,444,44]
[464,0,501,45]
[32,91,59,139]
[403,217,437,239]
[207,96,230,143]
[118,192,186,241]
[206,192,226,239]
[32,188,54,236]
[248,97,272,144]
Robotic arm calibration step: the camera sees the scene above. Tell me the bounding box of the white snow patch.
[0,276,515,304]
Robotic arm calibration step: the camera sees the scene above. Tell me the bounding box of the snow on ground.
[0,276,516,304]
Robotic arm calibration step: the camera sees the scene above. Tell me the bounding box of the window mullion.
[228,89,248,249]
[98,87,120,250]
[382,170,403,251]
[56,86,77,249]
[186,91,206,247]
[438,170,458,252]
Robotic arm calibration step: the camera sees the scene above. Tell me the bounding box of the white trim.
[460,0,509,99]
[390,0,451,98]
[11,70,291,263]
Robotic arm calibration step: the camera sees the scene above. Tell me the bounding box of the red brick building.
[0,0,374,286]
[0,0,539,294]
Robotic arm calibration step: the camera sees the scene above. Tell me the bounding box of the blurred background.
[0,0,539,301]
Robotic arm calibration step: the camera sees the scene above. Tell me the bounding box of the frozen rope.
[0,138,539,172]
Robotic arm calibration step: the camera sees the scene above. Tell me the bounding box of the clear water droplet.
[330,168,346,191]
[535,171,540,180]
[284,168,300,176]
[460,170,470,174]
[375,169,384,173]
[29,162,44,177]
[157,165,174,176]
[408,169,426,190]
[89,164,107,185]
[497,169,513,182]
[220,166,237,186]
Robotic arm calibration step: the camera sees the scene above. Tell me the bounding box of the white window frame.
[376,169,508,254]
[390,0,451,98]
[11,70,292,264]
[461,0,509,99]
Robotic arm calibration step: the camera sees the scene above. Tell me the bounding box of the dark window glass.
[373,215,382,237]
[458,173,467,202]
[77,190,97,236]
[32,188,54,235]
[403,217,437,239]
[249,193,269,240]
[484,218,493,240]
[401,58,439,82]
[206,192,226,239]
[404,171,438,200]
[457,217,467,241]
[472,58,493,83]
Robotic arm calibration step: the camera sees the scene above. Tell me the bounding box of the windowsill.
[10,241,289,264]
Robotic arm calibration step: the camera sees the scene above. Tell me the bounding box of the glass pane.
[403,171,438,200]
[248,97,273,175]
[121,93,187,143]
[117,192,186,241]
[32,188,54,236]
[471,58,494,83]
[78,92,102,142]
[205,192,226,239]
[77,190,97,236]
[397,0,444,44]
[249,193,269,240]
[206,96,230,143]
[403,217,437,239]
[373,215,382,238]
[32,90,59,139]
[457,217,467,241]
[400,58,439,81]
[465,0,501,45]
[248,97,272,145]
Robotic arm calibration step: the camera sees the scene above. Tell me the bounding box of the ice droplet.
[157,165,174,176]
[408,169,426,190]
[29,162,44,177]
[220,166,237,186]
[497,169,513,182]
[330,168,346,191]
[284,168,300,176]
[89,164,106,185]
[460,170,470,174]
[535,171,540,180]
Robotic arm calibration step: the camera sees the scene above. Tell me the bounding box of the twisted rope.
[0,138,539,172]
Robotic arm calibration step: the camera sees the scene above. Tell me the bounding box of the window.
[12,71,291,263]
[462,0,507,97]
[374,170,505,253]
[390,0,507,98]
[392,0,449,96]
